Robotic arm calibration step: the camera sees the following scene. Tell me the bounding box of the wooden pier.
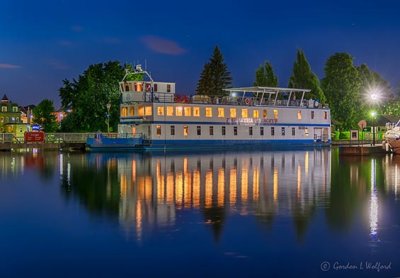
[338,143,390,156]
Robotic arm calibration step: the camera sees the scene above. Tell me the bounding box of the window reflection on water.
[1,149,400,243]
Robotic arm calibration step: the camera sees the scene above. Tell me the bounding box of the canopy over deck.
[224,86,312,107]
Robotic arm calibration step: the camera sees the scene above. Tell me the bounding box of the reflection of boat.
[87,65,332,151]
[385,120,400,153]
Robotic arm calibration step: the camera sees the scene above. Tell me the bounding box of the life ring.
[244,98,252,105]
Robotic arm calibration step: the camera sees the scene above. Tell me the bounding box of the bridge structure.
[0,133,118,151]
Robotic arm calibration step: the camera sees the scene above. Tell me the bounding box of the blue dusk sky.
[0,0,399,107]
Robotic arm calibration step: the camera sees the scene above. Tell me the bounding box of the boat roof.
[224,86,311,94]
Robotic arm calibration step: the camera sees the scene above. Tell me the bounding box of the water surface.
[0,148,399,277]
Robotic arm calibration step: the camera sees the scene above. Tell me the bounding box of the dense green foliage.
[59,61,128,132]
[288,50,326,103]
[32,99,58,132]
[321,53,361,129]
[254,61,278,87]
[196,46,232,96]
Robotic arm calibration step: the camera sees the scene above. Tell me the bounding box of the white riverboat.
[87,66,331,151]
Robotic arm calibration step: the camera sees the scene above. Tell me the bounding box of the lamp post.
[106,102,111,134]
[370,110,377,146]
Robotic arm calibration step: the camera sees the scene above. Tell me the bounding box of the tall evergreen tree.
[254,61,278,87]
[288,50,326,103]
[321,53,361,129]
[196,46,232,96]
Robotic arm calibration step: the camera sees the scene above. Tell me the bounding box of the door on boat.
[322,128,329,142]
[314,128,322,142]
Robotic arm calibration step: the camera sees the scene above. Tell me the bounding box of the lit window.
[242,109,248,118]
[292,127,295,136]
[324,111,328,119]
[297,111,302,120]
[263,109,267,118]
[193,107,200,117]
[135,82,143,92]
[12,107,18,112]
[218,108,225,117]
[260,126,264,136]
[197,126,201,136]
[184,126,188,136]
[1,106,7,112]
[253,110,259,118]
[138,106,144,116]
[305,128,309,136]
[184,107,191,116]
[129,107,134,116]
[273,109,278,120]
[271,127,275,136]
[157,107,164,116]
[222,126,226,136]
[167,106,174,116]
[176,106,183,116]
[281,127,285,136]
[230,108,236,118]
[205,107,212,117]
[145,106,152,116]
[156,125,161,136]
[121,107,128,117]
[249,126,253,136]
[209,126,214,136]
[311,111,315,119]
[170,125,175,136]
[234,126,238,136]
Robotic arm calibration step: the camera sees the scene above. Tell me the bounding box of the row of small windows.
[1,106,19,112]
[121,105,328,120]
[121,82,172,93]
[0,116,20,123]
[156,125,308,137]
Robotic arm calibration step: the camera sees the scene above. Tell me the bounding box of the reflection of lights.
[252,167,259,201]
[370,159,378,241]
[305,152,309,176]
[59,153,63,177]
[297,164,301,199]
[241,166,248,202]
[218,168,225,206]
[175,171,183,207]
[193,170,200,207]
[67,162,71,186]
[229,168,237,204]
[273,167,278,202]
[395,165,398,200]
[166,173,174,204]
[205,170,213,208]
[184,171,192,208]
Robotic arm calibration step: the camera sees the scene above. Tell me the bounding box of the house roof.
[1,94,9,102]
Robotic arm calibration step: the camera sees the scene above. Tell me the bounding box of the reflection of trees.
[325,151,386,231]
[202,206,226,242]
[60,154,120,217]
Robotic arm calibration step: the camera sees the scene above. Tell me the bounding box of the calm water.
[0,148,399,277]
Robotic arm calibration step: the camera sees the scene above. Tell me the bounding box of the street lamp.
[370,110,377,146]
[106,102,111,134]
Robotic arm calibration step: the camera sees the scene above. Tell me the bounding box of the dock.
[338,143,390,156]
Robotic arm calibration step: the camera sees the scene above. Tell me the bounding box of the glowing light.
[370,159,378,241]
[366,86,383,104]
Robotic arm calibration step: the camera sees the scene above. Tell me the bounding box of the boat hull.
[86,136,143,151]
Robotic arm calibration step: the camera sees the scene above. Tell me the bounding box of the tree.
[288,50,326,103]
[59,61,130,132]
[254,61,278,87]
[32,99,58,132]
[196,46,232,96]
[321,53,361,129]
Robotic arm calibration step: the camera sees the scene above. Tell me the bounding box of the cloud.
[0,63,21,69]
[140,35,186,55]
